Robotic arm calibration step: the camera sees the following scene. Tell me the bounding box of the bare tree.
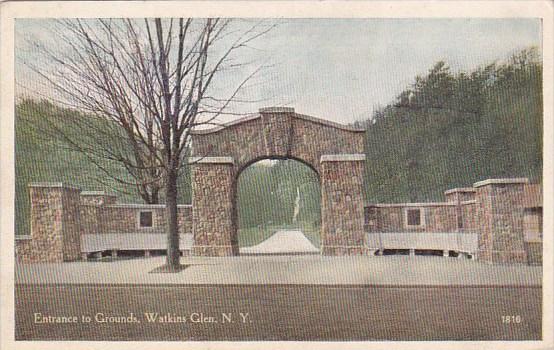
[23,18,272,270]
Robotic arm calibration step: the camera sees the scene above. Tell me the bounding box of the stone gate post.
[474,178,528,264]
[191,157,238,256]
[26,183,82,262]
[320,154,366,255]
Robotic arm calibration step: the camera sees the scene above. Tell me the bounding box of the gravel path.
[240,230,319,254]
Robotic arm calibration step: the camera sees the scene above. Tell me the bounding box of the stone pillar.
[474,178,528,264]
[444,187,476,234]
[28,183,82,263]
[191,157,237,256]
[320,154,366,255]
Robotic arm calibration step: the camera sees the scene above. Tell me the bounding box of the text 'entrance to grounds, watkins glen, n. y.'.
[189,107,367,257]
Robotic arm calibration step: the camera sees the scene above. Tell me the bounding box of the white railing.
[366,232,478,253]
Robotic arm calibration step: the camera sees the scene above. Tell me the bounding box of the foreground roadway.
[14,255,542,341]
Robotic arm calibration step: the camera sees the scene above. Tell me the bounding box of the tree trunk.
[165,168,180,269]
[140,185,160,204]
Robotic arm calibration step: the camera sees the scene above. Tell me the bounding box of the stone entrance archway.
[190,107,366,256]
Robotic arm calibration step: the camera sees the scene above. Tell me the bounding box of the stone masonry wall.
[444,188,476,202]
[191,161,236,256]
[62,188,83,261]
[365,180,541,265]
[461,201,478,233]
[80,192,118,206]
[191,108,365,174]
[80,205,101,235]
[98,206,192,235]
[190,108,366,257]
[16,184,194,263]
[365,204,458,233]
[16,184,82,263]
[475,180,528,264]
[15,237,33,263]
[321,158,366,255]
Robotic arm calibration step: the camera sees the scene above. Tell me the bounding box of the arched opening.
[235,158,321,255]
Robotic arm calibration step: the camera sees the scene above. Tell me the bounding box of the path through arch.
[190,107,366,256]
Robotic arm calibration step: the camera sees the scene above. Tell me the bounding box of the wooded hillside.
[358,47,542,202]
[15,47,542,235]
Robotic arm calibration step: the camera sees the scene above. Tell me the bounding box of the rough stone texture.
[461,201,478,233]
[191,162,237,256]
[62,188,83,261]
[365,181,542,265]
[320,159,366,255]
[99,206,192,235]
[80,205,101,236]
[444,188,476,202]
[191,109,364,175]
[475,182,527,264]
[525,242,542,265]
[16,185,193,263]
[16,185,82,263]
[365,204,457,233]
[15,237,33,263]
[523,183,542,208]
[444,189,477,233]
[191,108,366,256]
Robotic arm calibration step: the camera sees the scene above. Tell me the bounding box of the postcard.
[1,1,552,349]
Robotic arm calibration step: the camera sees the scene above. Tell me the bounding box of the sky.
[15,18,542,125]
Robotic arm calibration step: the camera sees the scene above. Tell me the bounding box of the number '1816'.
[502,315,522,324]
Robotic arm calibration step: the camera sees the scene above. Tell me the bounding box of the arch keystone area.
[190,107,366,256]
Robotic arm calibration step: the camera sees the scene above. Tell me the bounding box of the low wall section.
[16,178,542,265]
[16,184,193,263]
[365,179,542,264]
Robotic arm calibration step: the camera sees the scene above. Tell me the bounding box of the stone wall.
[365,203,458,233]
[525,242,542,265]
[191,107,365,174]
[16,183,82,263]
[16,184,193,263]
[191,160,237,256]
[62,187,83,261]
[461,200,478,233]
[15,236,33,263]
[80,204,101,235]
[444,188,476,202]
[475,179,528,264]
[80,191,118,206]
[320,156,366,255]
[365,179,541,264]
[190,107,367,257]
[99,205,192,235]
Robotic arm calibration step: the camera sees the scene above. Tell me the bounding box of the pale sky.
[15,18,542,125]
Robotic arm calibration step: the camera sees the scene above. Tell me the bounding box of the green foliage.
[15,99,191,235]
[15,47,541,242]
[237,159,321,236]
[365,47,542,203]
